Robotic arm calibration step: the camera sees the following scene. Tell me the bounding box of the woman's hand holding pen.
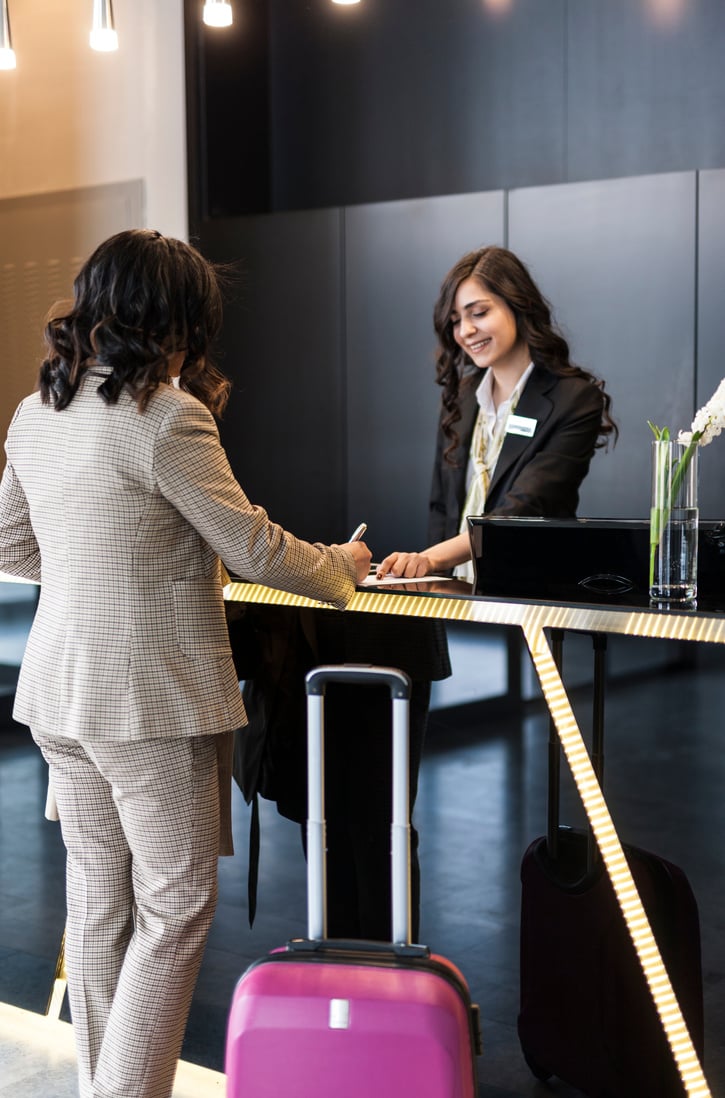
[333,523,371,583]
[343,539,372,582]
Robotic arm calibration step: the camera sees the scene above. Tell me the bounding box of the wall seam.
[563,0,569,181]
[339,206,350,534]
[693,171,700,411]
[503,188,509,249]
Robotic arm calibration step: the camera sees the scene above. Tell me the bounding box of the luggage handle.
[304,664,413,947]
[287,936,430,959]
[305,665,412,699]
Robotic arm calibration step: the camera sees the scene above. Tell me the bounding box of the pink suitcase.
[225,664,481,1097]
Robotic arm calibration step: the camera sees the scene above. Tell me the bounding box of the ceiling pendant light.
[0,0,16,70]
[331,1,362,5]
[90,0,118,52]
[203,0,233,27]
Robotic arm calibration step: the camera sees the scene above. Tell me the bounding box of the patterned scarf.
[454,367,532,581]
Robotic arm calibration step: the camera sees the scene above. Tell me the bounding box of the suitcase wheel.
[522,1048,552,1081]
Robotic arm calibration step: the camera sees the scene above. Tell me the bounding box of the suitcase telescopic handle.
[304,664,413,947]
[305,664,411,698]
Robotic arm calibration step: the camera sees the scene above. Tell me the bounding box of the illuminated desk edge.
[223,581,725,646]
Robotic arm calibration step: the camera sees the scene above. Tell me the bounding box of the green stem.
[668,438,698,503]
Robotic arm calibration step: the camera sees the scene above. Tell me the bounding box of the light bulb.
[0,0,15,68]
[89,27,118,51]
[203,1,233,27]
[90,0,118,52]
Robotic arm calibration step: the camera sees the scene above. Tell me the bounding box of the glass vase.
[649,439,699,601]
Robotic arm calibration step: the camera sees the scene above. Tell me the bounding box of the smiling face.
[450,276,530,376]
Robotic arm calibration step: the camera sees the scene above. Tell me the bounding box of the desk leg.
[522,618,710,1098]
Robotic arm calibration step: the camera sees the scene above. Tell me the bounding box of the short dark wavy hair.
[39,229,231,416]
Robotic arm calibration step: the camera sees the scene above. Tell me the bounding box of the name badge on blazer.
[506,414,537,438]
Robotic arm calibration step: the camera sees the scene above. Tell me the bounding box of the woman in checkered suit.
[0,229,371,1098]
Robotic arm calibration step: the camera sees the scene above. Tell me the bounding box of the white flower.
[677,376,725,447]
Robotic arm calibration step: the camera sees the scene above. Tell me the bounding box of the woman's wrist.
[426,532,470,572]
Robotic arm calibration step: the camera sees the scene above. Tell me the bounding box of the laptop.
[467,516,725,607]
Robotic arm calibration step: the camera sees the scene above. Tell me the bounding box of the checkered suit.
[0,370,357,1098]
[34,730,220,1098]
[1,370,356,740]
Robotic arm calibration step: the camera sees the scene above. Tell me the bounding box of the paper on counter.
[360,574,453,587]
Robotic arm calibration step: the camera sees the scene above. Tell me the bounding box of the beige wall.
[0,0,187,238]
[0,1,188,454]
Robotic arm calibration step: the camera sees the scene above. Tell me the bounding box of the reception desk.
[225,576,722,1098]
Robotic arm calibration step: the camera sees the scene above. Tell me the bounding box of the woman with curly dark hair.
[379,245,617,579]
[40,228,231,415]
[0,228,370,1098]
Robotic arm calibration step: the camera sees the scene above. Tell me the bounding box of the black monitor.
[467,516,725,607]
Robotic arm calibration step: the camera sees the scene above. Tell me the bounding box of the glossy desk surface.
[224,575,725,646]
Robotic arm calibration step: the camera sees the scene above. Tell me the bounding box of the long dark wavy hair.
[433,246,617,464]
[39,229,231,416]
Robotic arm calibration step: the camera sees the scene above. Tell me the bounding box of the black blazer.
[428,368,606,543]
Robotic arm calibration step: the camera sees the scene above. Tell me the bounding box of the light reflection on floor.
[0,1002,225,1098]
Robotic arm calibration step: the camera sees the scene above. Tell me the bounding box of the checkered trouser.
[33,732,220,1098]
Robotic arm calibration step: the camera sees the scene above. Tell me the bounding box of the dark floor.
[1,606,724,1097]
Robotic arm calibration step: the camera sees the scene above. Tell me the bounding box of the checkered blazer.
[0,370,356,742]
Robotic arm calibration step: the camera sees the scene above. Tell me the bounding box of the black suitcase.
[518,631,705,1098]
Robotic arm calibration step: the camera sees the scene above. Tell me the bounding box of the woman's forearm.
[376,531,471,579]
[423,532,471,571]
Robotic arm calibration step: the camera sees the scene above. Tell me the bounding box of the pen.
[348,522,367,542]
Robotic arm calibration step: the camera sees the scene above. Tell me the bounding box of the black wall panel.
[199,211,346,545]
[508,172,697,519]
[697,169,725,520]
[267,0,566,210]
[185,0,271,221]
[344,191,505,556]
[567,0,725,184]
[187,0,724,220]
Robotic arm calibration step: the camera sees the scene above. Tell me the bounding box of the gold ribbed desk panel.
[225,578,719,1096]
[224,580,725,647]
